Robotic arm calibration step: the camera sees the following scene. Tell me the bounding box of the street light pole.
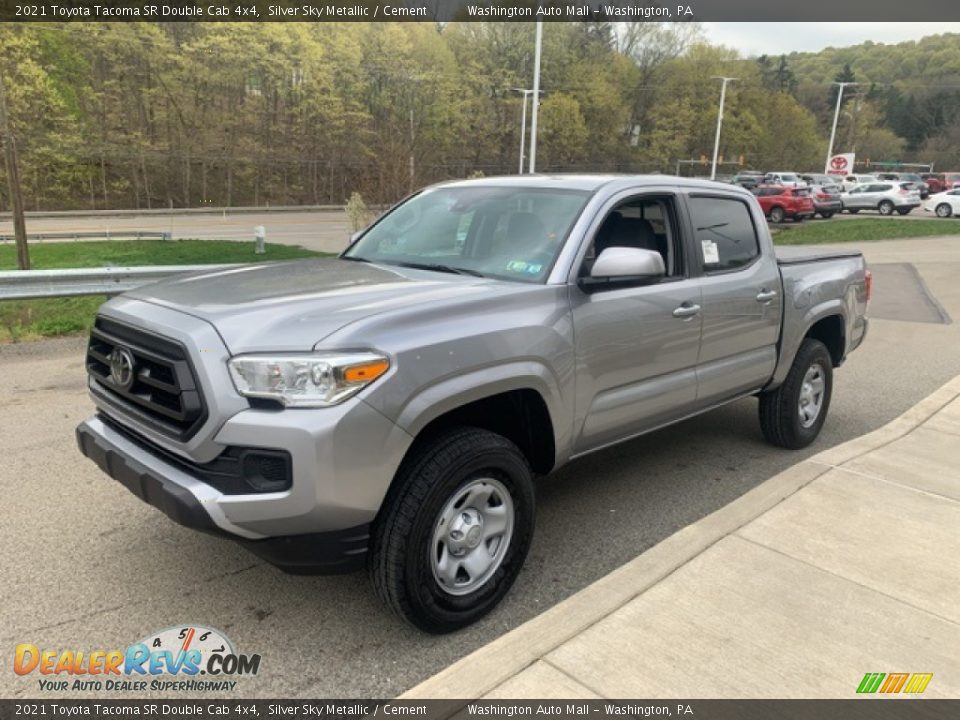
[825,81,858,174]
[710,76,736,181]
[512,88,534,174]
[528,20,543,174]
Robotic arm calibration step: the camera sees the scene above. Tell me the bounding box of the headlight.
[227,352,390,407]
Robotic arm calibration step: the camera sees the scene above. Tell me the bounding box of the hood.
[126,258,524,352]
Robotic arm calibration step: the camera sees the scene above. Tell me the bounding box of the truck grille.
[86,317,207,441]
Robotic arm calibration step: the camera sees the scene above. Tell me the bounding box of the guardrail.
[0,230,171,243]
[0,265,237,301]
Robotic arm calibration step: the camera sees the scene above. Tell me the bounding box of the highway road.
[2,237,959,699]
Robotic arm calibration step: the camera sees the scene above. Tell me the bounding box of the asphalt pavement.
[2,237,960,699]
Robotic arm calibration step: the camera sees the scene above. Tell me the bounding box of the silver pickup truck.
[76,175,869,632]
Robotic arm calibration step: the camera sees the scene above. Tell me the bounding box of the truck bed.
[774,245,863,265]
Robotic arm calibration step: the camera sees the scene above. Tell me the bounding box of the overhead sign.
[827,153,855,176]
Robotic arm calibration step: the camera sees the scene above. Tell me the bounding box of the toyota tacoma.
[77,175,870,632]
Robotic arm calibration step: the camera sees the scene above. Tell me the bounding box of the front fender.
[392,360,569,466]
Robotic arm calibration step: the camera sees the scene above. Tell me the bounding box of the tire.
[795,215,805,222]
[370,427,535,633]
[769,206,785,223]
[897,208,911,216]
[847,208,860,214]
[819,211,835,219]
[759,338,833,450]
[878,200,894,216]
[936,203,953,218]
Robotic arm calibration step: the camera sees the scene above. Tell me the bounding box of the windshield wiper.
[340,255,371,263]
[394,261,485,277]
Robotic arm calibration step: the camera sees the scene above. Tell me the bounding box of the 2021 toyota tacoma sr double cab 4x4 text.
[77,175,870,632]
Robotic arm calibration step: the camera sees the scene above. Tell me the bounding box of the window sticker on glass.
[701,239,720,265]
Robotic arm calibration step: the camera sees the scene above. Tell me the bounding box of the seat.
[605,217,659,253]
[504,212,547,255]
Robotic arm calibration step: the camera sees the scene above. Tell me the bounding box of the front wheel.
[878,200,895,216]
[820,211,835,219]
[897,208,911,216]
[759,338,833,449]
[847,208,860,214]
[769,206,786,223]
[936,203,953,218]
[370,427,535,633]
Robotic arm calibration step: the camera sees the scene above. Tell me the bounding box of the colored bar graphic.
[880,673,909,693]
[857,673,886,693]
[903,673,934,694]
[857,672,933,694]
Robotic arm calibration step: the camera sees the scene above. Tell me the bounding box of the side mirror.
[581,247,665,290]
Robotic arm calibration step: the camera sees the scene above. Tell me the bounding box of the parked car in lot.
[801,173,842,192]
[809,185,843,218]
[924,189,960,217]
[944,172,960,189]
[840,174,879,192]
[763,171,806,188]
[877,173,929,199]
[732,171,764,190]
[842,182,921,215]
[754,184,816,222]
[921,173,946,194]
[76,175,870,632]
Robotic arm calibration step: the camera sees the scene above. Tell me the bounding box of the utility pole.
[0,68,29,270]
[528,20,543,174]
[710,77,736,181]
[825,81,858,174]
[512,88,535,174]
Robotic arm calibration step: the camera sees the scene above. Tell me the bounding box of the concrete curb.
[402,373,960,701]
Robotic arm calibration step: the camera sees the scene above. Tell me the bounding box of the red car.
[753,185,816,223]
[921,173,946,194]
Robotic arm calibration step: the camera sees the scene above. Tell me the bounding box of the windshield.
[780,174,798,181]
[344,186,590,283]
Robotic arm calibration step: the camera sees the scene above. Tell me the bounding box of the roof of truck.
[431,173,748,194]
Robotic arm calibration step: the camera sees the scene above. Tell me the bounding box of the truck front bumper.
[77,405,411,574]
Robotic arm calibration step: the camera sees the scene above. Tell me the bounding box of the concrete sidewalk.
[404,375,960,700]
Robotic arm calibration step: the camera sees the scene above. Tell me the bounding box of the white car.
[763,171,807,188]
[841,182,921,215]
[924,189,960,218]
[840,174,879,192]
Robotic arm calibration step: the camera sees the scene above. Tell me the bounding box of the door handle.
[756,289,778,303]
[672,303,701,319]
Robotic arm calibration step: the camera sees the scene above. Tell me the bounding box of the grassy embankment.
[0,240,324,342]
[772,217,960,245]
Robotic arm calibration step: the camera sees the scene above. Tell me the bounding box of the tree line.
[1,22,958,212]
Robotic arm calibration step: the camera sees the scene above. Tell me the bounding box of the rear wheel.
[759,339,833,449]
[878,200,895,216]
[769,206,786,223]
[847,208,860,214]
[936,203,953,218]
[819,211,835,219]
[370,427,535,633]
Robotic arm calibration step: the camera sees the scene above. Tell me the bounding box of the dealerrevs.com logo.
[14,625,261,693]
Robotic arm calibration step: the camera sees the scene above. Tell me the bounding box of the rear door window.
[688,196,761,273]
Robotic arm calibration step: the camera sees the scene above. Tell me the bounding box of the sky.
[702,22,960,56]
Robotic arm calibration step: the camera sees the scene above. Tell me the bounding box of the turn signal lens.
[864,269,873,303]
[344,359,390,384]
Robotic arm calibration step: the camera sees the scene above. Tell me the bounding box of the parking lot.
[2,236,960,699]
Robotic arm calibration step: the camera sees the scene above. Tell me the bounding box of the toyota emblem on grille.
[108,347,136,390]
